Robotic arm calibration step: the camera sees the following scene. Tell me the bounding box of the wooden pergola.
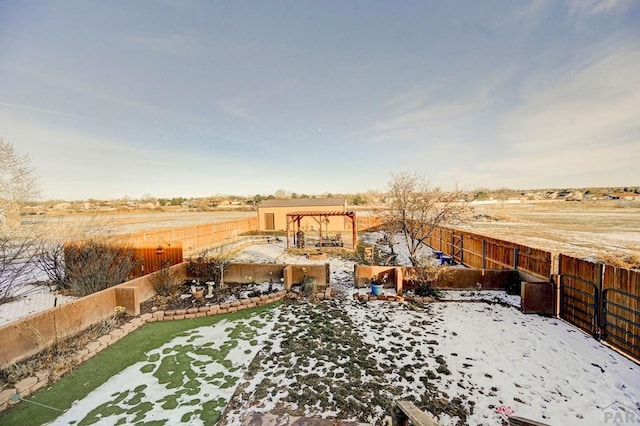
[286,211,357,250]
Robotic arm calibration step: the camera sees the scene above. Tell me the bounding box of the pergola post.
[352,215,357,249]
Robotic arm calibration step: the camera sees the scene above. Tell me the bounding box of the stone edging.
[0,289,297,413]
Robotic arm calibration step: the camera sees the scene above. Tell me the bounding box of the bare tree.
[384,172,470,266]
[186,248,233,286]
[0,140,40,302]
[0,139,39,227]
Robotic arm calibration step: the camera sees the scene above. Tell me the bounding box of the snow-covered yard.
[5,235,640,425]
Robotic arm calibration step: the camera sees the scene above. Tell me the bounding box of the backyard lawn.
[2,237,639,425]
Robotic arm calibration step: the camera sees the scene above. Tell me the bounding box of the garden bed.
[140,282,285,314]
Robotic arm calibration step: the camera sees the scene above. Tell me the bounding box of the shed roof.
[258,197,346,208]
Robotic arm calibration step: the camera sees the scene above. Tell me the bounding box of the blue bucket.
[371,283,383,296]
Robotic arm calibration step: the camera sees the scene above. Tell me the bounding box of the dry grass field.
[31,201,639,266]
[459,200,640,266]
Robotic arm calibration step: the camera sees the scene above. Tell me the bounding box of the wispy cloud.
[461,38,640,188]
[356,91,491,147]
[501,39,640,153]
[124,30,202,56]
[0,102,84,119]
[215,99,260,122]
[566,0,634,17]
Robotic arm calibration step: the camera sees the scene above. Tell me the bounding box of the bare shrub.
[186,248,232,284]
[34,217,119,289]
[149,263,180,296]
[354,244,387,266]
[0,231,40,303]
[405,266,454,297]
[34,236,67,288]
[64,239,140,296]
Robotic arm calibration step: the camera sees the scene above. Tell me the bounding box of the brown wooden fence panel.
[133,242,184,276]
[460,233,483,268]
[122,217,259,254]
[357,216,384,232]
[428,227,552,279]
[516,243,552,278]
[559,254,601,335]
[603,266,640,359]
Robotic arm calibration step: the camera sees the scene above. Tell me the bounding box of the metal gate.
[559,274,600,336]
[602,289,640,359]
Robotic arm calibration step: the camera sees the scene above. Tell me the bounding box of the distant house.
[257,198,348,232]
[609,192,640,201]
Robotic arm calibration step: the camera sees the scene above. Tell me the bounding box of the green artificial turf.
[0,304,275,426]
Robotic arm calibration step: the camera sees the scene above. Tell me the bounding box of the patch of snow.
[48,312,276,426]
[11,233,640,426]
[0,284,76,326]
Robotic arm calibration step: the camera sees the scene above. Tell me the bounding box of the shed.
[257,198,348,232]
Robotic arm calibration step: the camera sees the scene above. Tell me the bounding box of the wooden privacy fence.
[356,215,385,232]
[131,242,184,276]
[557,254,640,360]
[603,267,640,359]
[426,227,552,280]
[122,217,259,256]
[558,255,601,336]
[422,224,638,361]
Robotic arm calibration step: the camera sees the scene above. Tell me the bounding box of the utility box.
[521,281,555,316]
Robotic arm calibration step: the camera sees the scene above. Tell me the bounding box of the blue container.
[433,250,443,259]
[440,255,452,265]
[371,283,383,296]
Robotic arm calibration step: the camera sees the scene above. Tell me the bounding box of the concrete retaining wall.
[354,265,520,295]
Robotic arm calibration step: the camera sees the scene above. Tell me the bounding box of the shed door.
[265,213,275,230]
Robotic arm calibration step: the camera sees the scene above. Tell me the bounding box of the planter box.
[521,281,554,316]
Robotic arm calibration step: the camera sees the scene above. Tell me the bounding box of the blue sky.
[1,0,639,200]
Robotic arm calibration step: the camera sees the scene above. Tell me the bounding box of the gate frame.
[602,288,640,357]
[558,272,601,338]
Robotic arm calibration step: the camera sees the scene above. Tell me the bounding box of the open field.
[458,200,640,265]
[26,200,640,264]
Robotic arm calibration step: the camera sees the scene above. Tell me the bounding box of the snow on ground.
[0,284,76,326]
[227,239,640,425]
[48,310,277,426]
[10,235,640,425]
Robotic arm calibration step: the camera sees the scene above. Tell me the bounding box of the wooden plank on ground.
[395,401,440,426]
[509,416,551,426]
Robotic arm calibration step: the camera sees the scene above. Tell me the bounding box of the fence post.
[513,247,519,270]
[482,239,486,269]
[597,262,604,332]
[451,232,455,258]
[460,235,464,265]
